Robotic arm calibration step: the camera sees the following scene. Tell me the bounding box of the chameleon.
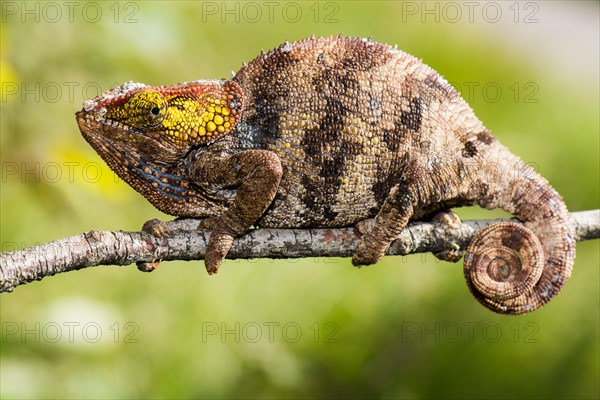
[76,35,575,314]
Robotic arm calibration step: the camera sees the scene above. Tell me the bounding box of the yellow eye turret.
[123,90,168,128]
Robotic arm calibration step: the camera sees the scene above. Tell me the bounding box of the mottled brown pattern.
[76,36,575,313]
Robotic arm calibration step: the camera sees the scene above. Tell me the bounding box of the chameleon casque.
[76,36,575,314]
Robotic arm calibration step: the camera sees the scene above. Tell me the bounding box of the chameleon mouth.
[76,110,142,136]
[76,106,171,145]
[76,111,140,150]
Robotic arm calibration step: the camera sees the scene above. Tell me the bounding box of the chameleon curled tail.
[464,154,575,314]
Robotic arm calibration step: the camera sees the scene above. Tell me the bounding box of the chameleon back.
[231,36,485,228]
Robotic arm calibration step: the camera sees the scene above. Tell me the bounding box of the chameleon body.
[77,36,575,314]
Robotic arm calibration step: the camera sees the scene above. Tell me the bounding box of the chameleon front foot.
[142,218,172,238]
[137,218,171,272]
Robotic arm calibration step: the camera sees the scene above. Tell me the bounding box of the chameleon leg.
[352,184,415,266]
[190,150,283,274]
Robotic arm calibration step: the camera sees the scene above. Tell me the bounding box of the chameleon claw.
[352,237,386,267]
[431,209,462,229]
[433,244,464,263]
[142,218,171,238]
[205,262,219,275]
[137,260,161,272]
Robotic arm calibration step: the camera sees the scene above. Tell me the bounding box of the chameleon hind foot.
[431,209,464,263]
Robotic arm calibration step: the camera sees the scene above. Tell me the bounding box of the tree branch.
[1,210,598,293]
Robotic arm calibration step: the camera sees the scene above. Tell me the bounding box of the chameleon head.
[76,80,244,165]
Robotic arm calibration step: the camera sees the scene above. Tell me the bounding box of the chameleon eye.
[125,90,167,128]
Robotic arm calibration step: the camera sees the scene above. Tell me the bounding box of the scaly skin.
[76,36,575,314]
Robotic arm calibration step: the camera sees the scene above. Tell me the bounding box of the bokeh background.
[1,1,598,399]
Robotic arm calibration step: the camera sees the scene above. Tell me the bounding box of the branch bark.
[1,210,598,293]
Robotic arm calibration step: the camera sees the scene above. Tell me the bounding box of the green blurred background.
[1,1,598,399]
